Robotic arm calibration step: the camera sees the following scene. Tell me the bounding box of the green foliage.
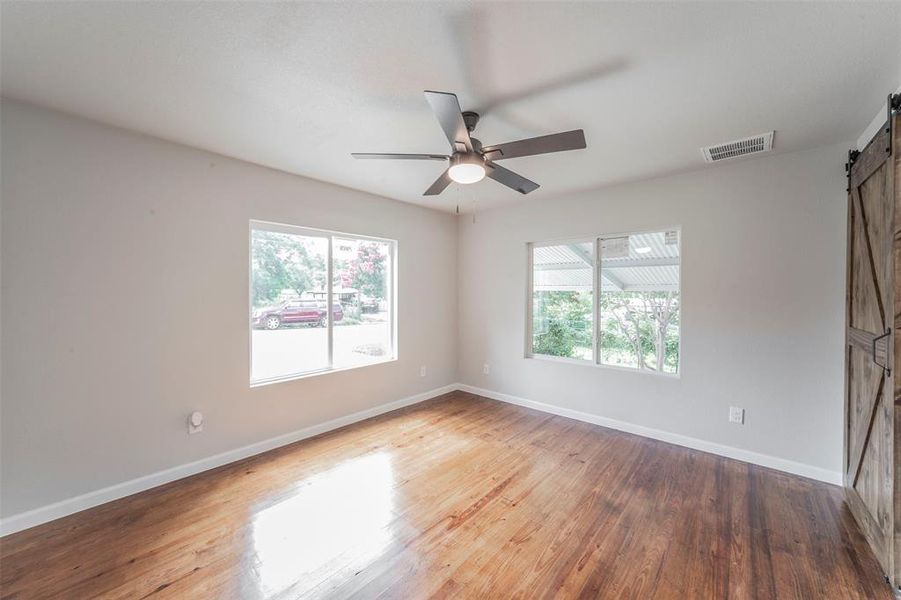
[534,321,575,357]
[532,291,592,358]
[251,231,325,308]
[663,320,680,371]
[337,305,363,326]
[600,291,680,373]
[531,289,680,372]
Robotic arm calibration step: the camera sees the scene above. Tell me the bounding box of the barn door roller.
[846,93,899,187]
[888,93,901,155]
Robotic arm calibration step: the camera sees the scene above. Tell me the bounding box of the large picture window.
[527,229,680,375]
[250,221,396,384]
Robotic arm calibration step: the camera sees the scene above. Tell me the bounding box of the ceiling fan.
[352,90,587,196]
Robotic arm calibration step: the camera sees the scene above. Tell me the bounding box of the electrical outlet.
[729,406,744,425]
[483,363,490,375]
[420,365,427,377]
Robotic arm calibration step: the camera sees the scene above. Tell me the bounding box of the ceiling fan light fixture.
[448,154,486,184]
[351,91,586,196]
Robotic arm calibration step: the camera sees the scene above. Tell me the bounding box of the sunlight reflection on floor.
[251,452,395,597]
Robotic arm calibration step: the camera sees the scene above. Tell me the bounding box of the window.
[527,229,680,375]
[250,221,396,384]
[530,241,595,361]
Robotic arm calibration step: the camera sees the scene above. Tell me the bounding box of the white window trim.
[249,219,398,387]
[525,227,682,378]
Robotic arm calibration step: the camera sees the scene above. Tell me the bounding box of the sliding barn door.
[845,119,896,582]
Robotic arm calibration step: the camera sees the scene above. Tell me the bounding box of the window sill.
[250,356,398,388]
[525,353,680,379]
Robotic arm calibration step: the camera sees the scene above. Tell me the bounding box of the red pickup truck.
[252,300,344,330]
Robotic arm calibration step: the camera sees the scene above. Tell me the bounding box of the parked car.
[252,300,343,330]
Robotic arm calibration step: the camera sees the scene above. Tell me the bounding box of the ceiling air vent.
[701,131,774,163]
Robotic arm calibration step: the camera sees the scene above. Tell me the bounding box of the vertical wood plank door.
[846,120,896,583]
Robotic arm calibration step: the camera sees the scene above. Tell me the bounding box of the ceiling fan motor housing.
[462,111,480,133]
[450,152,486,167]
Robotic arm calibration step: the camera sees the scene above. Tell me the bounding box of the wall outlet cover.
[188,411,204,434]
[729,406,745,425]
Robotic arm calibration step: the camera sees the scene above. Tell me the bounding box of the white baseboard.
[456,383,843,486]
[0,384,457,537]
[1,381,842,537]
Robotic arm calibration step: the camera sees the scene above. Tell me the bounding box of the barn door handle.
[873,329,892,376]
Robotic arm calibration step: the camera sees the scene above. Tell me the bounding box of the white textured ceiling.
[2,2,900,213]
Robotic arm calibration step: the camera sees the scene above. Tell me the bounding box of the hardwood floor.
[0,391,892,599]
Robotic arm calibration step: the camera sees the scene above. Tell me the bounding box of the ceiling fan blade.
[352,153,448,161]
[485,163,539,194]
[479,59,627,114]
[423,169,453,196]
[481,130,586,161]
[445,10,626,120]
[424,90,473,152]
[447,9,492,107]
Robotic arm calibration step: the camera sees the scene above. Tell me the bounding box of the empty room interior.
[2,1,901,598]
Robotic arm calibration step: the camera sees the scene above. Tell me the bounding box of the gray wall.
[0,100,458,517]
[0,98,852,522]
[457,142,849,478]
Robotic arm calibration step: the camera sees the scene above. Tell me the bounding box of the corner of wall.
[453,212,465,384]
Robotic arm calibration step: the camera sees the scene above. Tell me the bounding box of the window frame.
[525,227,681,378]
[249,219,398,387]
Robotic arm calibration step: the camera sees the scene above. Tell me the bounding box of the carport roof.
[533,232,679,293]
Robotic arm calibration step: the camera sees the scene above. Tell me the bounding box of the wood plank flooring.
[0,391,892,599]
